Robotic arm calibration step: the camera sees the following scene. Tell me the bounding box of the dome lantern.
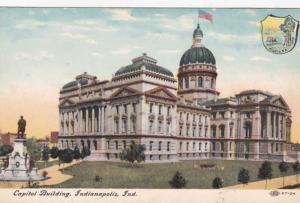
[192,23,203,48]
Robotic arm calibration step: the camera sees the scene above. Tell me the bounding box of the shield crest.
[261,15,299,54]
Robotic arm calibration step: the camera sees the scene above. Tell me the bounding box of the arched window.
[93,140,97,150]
[115,141,118,150]
[185,77,189,88]
[211,125,217,138]
[219,125,225,138]
[211,78,214,88]
[87,140,91,149]
[198,77,203,87]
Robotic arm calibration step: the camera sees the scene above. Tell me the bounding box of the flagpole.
[198,9,200,24]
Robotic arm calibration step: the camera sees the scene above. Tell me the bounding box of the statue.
[17,116,26,139]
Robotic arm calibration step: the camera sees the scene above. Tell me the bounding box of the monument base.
[0,139,44,181]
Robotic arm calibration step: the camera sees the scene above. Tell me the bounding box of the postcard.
[0,3,299,203]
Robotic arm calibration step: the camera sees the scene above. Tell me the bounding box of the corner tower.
[177,24,219,104]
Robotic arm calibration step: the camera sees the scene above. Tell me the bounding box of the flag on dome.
[198,9,213,23]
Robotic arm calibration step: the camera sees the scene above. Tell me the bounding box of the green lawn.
[36,160,59,169]
[49,160,297,188]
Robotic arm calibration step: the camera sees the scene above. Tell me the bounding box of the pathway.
[0,160,81,188]
[225,174,300,189]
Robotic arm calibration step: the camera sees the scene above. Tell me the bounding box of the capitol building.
[58,24,294,162]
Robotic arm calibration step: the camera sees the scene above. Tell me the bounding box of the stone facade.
[58,24,295,162]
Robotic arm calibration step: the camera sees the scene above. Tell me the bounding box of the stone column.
[98,106,102,133]
[85,108,89,133]
[75,109,79,134]
[282,115,286,140]
[266,111,271,139]
[80,109,83,133]
[92,107,95,133]
[102,106,105,133]
[59,112,63,135]
[273,112,276,138]
[255,110,261,139]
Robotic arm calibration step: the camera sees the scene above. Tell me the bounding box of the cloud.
[105,9,144,22]
[249,56,271,62]
[15,51,54,61]
[249,21,260,27]
[110,45,143,55]
[244,9,256,16]
[91,52,103,57]
[15,19,46,30]
[207,31,260,43]
[157,14,194,31]
[60,32,98,45]
[74,19,119,32]
[222,56,236,61]
[159,49,181,54]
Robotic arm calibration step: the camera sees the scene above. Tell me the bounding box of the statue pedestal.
[0,139,44,181]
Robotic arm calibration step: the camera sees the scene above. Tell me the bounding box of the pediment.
[59,99,75,107]
[110,87,142,99]
[145,87,177,101]
[270,96,290,109]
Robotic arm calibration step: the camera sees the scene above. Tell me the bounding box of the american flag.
[198,10,213,23]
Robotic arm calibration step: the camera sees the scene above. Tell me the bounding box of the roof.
[193,23,203,37]
[179,46,216,66]
[62,78,88,89]
[236,89,272,97]
[115,53,174,77]
[202,98,237,106]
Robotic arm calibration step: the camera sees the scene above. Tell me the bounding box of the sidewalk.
[0,160,81,188]
[225,174,300,189]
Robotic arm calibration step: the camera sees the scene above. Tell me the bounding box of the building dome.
[115,53,174,77]
[179,46,216,66]
[193,23,203,37]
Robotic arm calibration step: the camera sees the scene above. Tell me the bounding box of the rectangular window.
[132,103,136,113]
[123,104,127,114]
[159,105,162,115]
[149,141,153,151]
[150,103,153,113]
[149,120,154,133]
[158,141,162,151]
[167,142,170,151]
[116,105,119,114]
[179,125,183,136]
[115,141,118,150]
[167,106,170,116]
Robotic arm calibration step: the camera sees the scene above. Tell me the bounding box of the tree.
[50,146,59,159]
[58,149,74,171]
[119,143,146,167]
[25,138,41,161]
[42,171,48,179]
[81,146,91,159]
[258,161,273,189]
[73,146,81,161]
[169,171,187,188]
[292,161,300,183]
[238,168,250,186]
[212,177,223,189]
[0,145,14,156]
[278,161,289,187]
[42,147,50,168]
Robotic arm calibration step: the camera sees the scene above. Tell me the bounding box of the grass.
[48,160,297,188]
[36,160,59,169]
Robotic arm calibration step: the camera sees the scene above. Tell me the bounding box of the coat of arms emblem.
[261,15,299,54]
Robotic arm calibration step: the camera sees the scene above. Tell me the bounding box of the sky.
[0,8,299,142]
